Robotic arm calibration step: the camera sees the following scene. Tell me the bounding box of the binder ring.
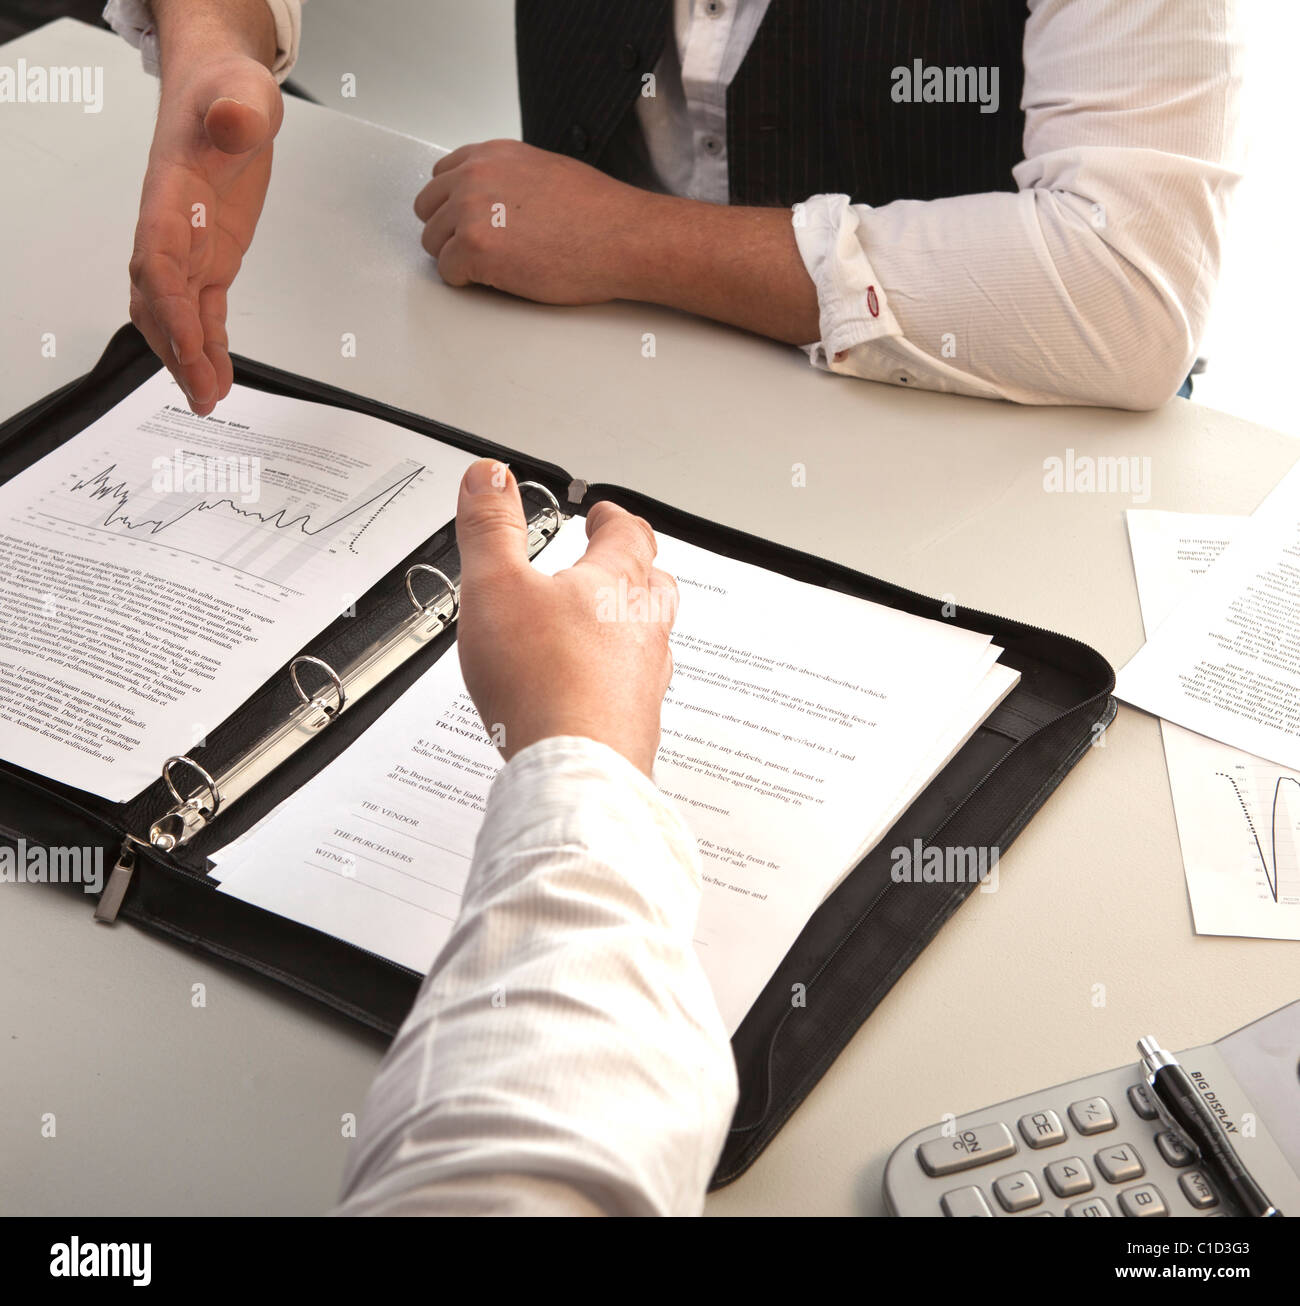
[405,564,458,621]
[161,755,222,817]
[290,655,346,717]
[518,480,563,535]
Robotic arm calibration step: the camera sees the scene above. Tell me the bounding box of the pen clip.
[1137,1034,1175,1079]
[1137,1036,1201,1155]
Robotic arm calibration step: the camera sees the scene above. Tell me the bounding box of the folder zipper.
[93,837,139,924]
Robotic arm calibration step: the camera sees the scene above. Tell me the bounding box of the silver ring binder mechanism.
[149,755,223,851]
[289,655,347,717]
[144,480,568,852]
[405,564,459,621]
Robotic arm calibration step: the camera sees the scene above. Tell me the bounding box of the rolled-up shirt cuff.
[793,193,904,364]
[792,192,1008,399]
[102,0,302,83]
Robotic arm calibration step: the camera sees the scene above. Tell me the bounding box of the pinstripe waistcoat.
[516,0,1028,206]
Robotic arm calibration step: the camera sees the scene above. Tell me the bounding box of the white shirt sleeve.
[101,0,305,83]
[333,736,739,1217]
[793,0,1245,410]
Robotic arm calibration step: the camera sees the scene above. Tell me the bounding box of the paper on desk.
[0,372,475,801]
[1115,458,1300,771]
[1125,510,1300,938]
[214,516,1018,1032]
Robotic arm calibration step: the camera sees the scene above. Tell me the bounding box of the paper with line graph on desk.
[1126,510,1300,939]
[0,371,475,801]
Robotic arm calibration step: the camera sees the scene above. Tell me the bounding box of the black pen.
[1138,1036,1281,1218]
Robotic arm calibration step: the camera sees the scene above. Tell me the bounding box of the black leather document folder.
[0,325,1115,1185]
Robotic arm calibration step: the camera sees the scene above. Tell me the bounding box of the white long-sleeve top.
[332,737,738,1217]
[106,0,1243,409]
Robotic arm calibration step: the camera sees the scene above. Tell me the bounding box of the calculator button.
[1045,1156,1094,1197]
[1067,1196,1112,1217]
[1119,1184,1169,1217]
[1095,1142,1145,1184]
[1068,1096,1117,1135]
[917,1123,1016,1176]
[941,1186,994,1217]
[1155,1130,1195,1167]
[993,1171,1042,1212]
[1127,1083,1158,1120]
[1179,1171,1219,1209]
[1018,1109,1067,1149]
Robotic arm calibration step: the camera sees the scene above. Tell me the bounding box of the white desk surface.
[2,21,1296,1216]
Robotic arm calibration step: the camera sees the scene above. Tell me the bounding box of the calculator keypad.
[907,1076,1233,1217]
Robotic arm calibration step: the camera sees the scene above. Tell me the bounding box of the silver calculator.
[883,1001,1300,1217]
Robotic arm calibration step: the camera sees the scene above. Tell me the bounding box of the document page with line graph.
[0,371,475,802]
[1126,509,1300,938]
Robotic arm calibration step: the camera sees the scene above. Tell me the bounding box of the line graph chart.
[1216,766,1300,906]
[28,451,428,589]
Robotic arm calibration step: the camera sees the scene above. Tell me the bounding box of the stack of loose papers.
[213,518,1019,1032]
[1122,509,1300,939]
[1117,459,1300,772]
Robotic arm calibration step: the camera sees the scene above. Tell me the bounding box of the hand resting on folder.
[455,458,679,778]
[333,458,736,1215]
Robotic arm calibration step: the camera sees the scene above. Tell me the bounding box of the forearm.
[150,0,278,72]
[336,738,738,1217]
[623,194,820,346]
[610,163,1213,408]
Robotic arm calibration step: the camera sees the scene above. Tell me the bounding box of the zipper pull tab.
[93,840,137,924]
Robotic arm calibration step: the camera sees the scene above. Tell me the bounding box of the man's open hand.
[129,53,282,415]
